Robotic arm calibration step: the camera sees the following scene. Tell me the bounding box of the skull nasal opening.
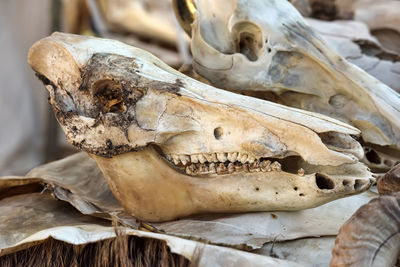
[92,79,126,114]
[232,22,264,61]
[316,173,335,190]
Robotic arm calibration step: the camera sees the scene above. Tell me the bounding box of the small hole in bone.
[342,180,350,186]
[299,193,304,197]
[255,187,260,191]
[316,173,335,190]
[354,179,367,191]
[365,149,381,164]
[328,94,347,109]
[214,127,223,140]
[293,187,298,191]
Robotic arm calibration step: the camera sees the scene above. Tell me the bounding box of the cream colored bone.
[183,0,400,171]
[28,33,373,222]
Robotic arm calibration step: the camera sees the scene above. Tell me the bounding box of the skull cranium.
[28,33,373,222]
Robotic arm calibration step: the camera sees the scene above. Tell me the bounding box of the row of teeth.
[166,152,260,165]
[184,160,282,175]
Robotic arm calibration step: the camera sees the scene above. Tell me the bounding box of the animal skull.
[28,33,373,222]
[178,0,400,171]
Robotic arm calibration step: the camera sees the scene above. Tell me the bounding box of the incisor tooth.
[190,155,199,163]
[217,153,227,162]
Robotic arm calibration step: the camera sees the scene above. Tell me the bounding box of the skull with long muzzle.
[28,33,373,222]
[174,0,400,172]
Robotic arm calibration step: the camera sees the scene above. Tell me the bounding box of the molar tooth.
[217,163,227,174]
[190,155,199,163]
[228,152,238,162]
[217,153,227,162]
[165,154,172,161]
[298,168,305,176]
[242,163,249,172]
[186,164,197,175]
[271,161,282,172]
[198,154,206,163]
[249,161,260,172]
[238,153,248,164]
[234,163,243,172]
[209,163,216,173]
[260,160,271,172]
[247,156,256,164]
[172,154,180,165]
[211,153,218,162]
[198,164,208,174]
[180,155,190,165]
[204,153,213,162]
[228,163,235,173]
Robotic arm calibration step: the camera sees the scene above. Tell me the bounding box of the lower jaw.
[90,146,373,222]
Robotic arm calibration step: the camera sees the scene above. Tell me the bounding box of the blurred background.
[0,0,190,176]
[0,0,399,175]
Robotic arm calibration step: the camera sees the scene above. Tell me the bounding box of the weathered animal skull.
[28,33,373,222]
[177,0,400,171]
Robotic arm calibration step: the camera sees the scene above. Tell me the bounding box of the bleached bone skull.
[28,33,373,222]
[175,0,400,171]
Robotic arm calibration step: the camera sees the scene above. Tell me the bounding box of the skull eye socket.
[232,22,264,61]
[93,79,126,114]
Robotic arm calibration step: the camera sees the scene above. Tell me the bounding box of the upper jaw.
[28,32,363,168]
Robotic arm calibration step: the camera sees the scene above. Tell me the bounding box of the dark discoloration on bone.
[40,53,184,158]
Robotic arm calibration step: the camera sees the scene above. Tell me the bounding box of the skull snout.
[315,173,373,193]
